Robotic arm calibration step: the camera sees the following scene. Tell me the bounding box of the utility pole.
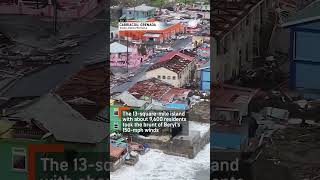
[133,0,136,19]
[126,32,129,73]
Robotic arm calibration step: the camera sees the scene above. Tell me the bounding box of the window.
[172,76,176,80]
[167,76,171,80]
[114,108,119,116]
[118,53,121,58]
[12,148,27,171]
[162,76,166,79]
[157,75,161,79]
[246,16,250,26]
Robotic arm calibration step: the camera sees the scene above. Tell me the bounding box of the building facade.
[211,0,275,83]
[118,22,185,43]
[110,42,150,68]
[198,62,210,91]
[122,4,156,20]
[145,53,196,87]
[283,1,320,98]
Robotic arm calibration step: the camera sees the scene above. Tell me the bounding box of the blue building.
[122,4,156,20]
[198,61,210,91]
[283,1,320,98]
[211,128,248,150]
[211,108,249,150]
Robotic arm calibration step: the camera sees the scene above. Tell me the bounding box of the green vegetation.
[138,45,147,56]
[176,0,196,4]
[151,0,165,7]
[111,19,118,27]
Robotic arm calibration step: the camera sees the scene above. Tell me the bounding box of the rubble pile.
[239,55,287,90]
[188,91,210,123]
[0,34,80,66]
[249,88,320,179]
[0,32,80,94]
[264,126,320,179]
[251,90,320,122]
[110,74,128,89]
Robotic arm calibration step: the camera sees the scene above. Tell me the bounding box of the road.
[3,27,107,98]
[110,37,192,94]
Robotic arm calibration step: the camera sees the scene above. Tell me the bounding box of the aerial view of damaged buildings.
[0,0,320,178]
[111,0,320,177]
[109,1,210,171]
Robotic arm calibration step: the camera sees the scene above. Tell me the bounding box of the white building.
[145,51,196,87]
[110,26,119,41]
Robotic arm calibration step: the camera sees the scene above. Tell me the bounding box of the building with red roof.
[118,22,186,43]
[145,51,196,87]
[128,78,191,103]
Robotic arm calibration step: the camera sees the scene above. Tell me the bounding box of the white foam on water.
[110,144,210,180]
[189,121,210,137]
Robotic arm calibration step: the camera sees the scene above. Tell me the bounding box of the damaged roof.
[113,91,147,107]
[110,146,126,158]
[128,78,191,102]
[213,84,259,115]
[55,62,107,120]
[211,0,264,38]
[12,93,108,144]
[158,50,195,63]
[147,55,193,74]
[282,0,320,27]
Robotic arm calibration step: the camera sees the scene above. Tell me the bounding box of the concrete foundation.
[132,124,210,159]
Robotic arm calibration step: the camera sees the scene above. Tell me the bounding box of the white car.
[177,35,187,40]
[171,35,177,40]
[128,73,135,77]
[132,40,142,44]
[155,45,173,51]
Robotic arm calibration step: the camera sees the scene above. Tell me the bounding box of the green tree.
[138,45,147,55]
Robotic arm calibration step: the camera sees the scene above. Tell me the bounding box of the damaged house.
[0,61,108,180]
[145,51,196,88]
[211,0,275,83]
[211,85,258,151]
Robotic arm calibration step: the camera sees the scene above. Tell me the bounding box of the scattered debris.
[239,55,287,90]
[0,31,81,95]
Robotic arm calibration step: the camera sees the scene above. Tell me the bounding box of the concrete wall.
[146,68,180,87]
[133,128,210,159]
